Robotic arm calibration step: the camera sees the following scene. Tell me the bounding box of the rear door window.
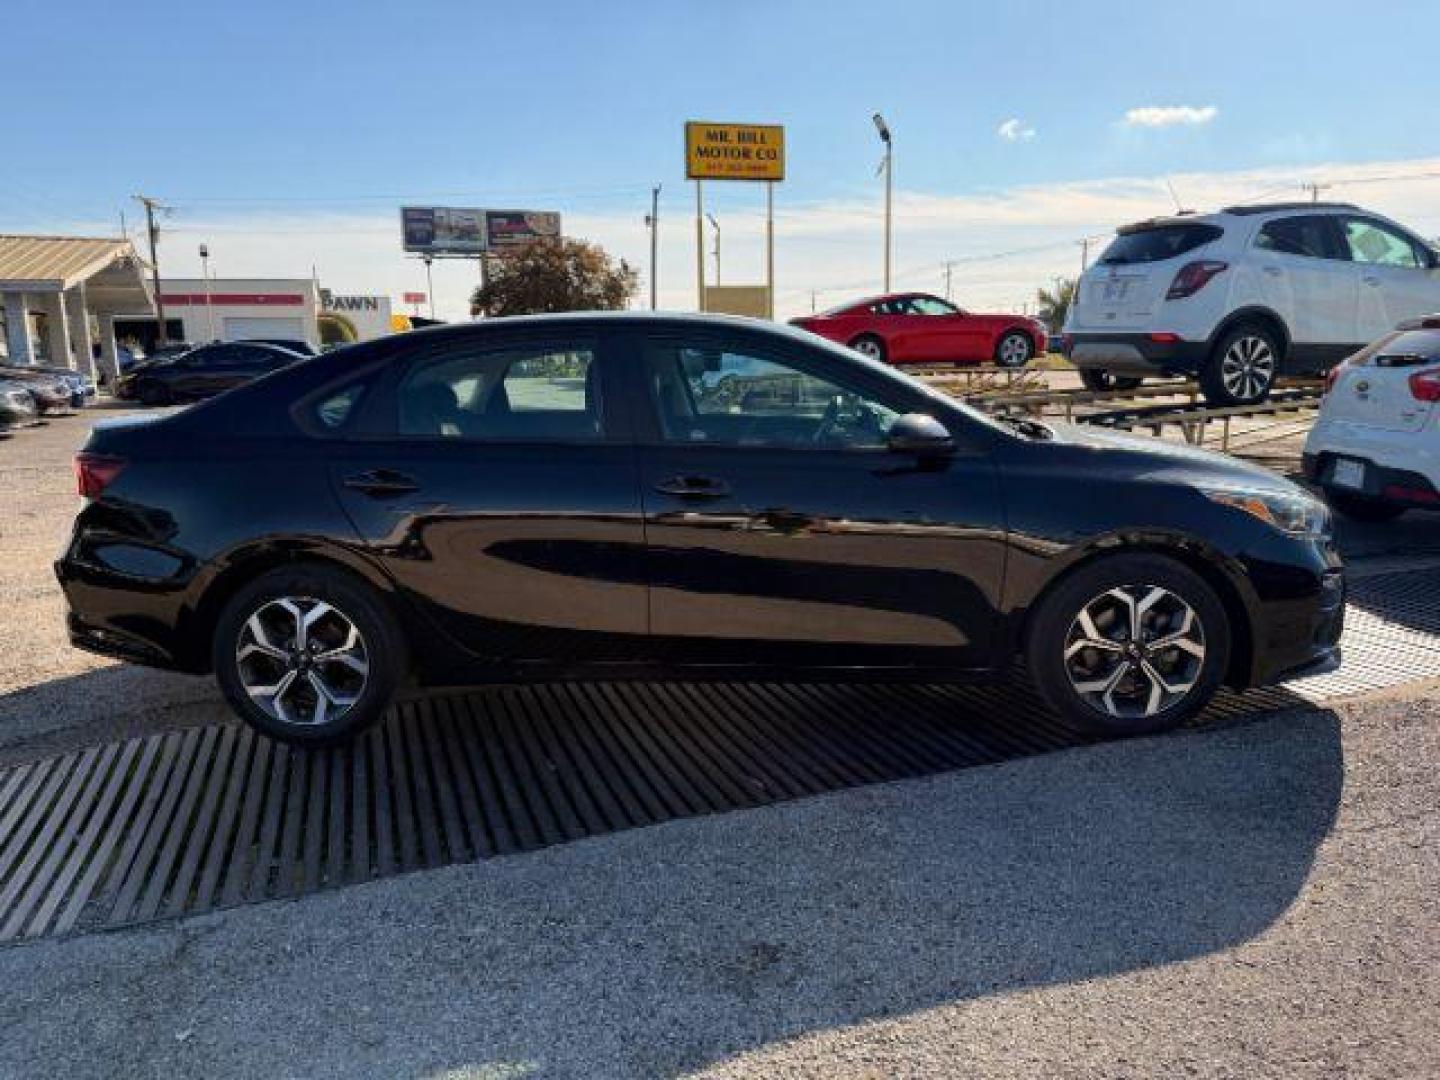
[1098,222,1224,265]
[397,342,603,441]
[1255,215,1341,259]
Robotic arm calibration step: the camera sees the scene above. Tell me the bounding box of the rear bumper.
[1303,449,1440,509]
[1064,332,1208,376]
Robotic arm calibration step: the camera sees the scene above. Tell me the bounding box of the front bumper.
[1065,332,1208,377]
[1246,559,1347,687]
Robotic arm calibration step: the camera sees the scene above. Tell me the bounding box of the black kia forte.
[57,314,1344,745]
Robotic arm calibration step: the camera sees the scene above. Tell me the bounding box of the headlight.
[1202,486,1331,537]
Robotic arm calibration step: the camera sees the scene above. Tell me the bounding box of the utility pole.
[706,213,721,286]
[943,261,955,301]
[1079,237,1091,276]
[873,114,893,292]
[134,195,169,346]
[1302,181,1331,203]
[645,185,660,310]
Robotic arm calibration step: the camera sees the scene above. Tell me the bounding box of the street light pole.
[706,213,721,286]
[873,114,892,293]
[199,243,215,342]
[423,255,435,320]
[134,195,169,346]
[646,184,661,310]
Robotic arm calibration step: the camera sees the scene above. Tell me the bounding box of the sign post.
[684,121,785,319]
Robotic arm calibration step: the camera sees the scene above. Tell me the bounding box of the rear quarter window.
[1098,222,1224,265]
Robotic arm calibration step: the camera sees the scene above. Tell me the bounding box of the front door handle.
[344,468,420,497]
[654,475,731,500]
[1363,275,1382,287]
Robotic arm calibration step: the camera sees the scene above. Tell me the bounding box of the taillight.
[1410,368,1440,402]
[75,453,126,499]
[1324,364,1343,395]
[1166,260,1228,300]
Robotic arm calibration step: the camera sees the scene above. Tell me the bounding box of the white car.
[1304,318,1440,521]
[1065,202,1440,405]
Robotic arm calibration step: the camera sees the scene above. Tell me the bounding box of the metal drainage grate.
[0,568,1434,945]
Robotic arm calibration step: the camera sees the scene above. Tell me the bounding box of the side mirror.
[887,412,954,455]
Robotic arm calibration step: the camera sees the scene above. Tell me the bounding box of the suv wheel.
[1027,554,1230,736]
[1201,323,1280,406]
[214,565,406,745]
[1078,369,1143,392]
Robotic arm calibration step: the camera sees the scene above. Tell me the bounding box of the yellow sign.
[685,122,785,182]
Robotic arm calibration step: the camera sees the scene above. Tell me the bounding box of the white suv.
[1303,318,1440,521]
[1064,202,1440,405]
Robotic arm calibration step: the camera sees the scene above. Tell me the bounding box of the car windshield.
[1098,222,1223,265]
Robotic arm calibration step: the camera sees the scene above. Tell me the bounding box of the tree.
[470,237,638,317]
[1034,277,1077,330]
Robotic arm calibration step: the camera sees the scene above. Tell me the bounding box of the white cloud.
[1124,105,1219,129]
[997,118,1036,143]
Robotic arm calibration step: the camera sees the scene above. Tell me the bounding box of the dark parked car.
[113,341,308,406]
[58,314,1344,745]
[0,365,74,413]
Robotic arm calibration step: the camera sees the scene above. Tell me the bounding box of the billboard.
[401,207,487,254]
[685,122,785,181]
[485,210,562,250]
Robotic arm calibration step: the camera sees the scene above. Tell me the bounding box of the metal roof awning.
[0,235,153,313]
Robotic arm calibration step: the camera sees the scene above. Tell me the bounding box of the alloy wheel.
[852,338,883,360]
[235,597,369,727]
[1063,585,1206,720]
[1220,335,1275,401]
[998,334,1030,367]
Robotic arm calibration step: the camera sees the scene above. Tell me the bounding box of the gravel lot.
[0,406,1438,1078]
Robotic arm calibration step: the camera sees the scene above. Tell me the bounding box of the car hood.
[1044,421,1305,495]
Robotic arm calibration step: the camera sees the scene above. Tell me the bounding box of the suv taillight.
[1166,260,1228,300]
[1324,364,1344,395]
[75,453,126,499]
[1410,368,1440,402]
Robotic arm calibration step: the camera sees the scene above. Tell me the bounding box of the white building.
[114,277,322,351]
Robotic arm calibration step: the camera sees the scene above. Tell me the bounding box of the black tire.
[1325,489,1406,522]
[1200,322,1281,406]
[994,330,1034,368]
[849,334,887,363]
[213,564,407,746]
[1078,368,1144,392]
[136,380,172,408]
[1026,553,1230,737]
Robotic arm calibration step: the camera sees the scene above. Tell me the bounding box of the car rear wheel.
[849,334,887,363]
[1026,554,1230,736]
[214,565,406,746]
[995,331,1034,368]
[1325,489,1407,522]
[137,380,172,407]
[1078,369,1143,392]
[1201,323,1279,406]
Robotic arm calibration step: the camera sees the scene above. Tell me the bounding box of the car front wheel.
[214,564,406,745]
[1026,554,1230,736]
[995,331,1034,368]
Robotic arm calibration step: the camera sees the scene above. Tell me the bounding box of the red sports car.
[789,292,1048,367]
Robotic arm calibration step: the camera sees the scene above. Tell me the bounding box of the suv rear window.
[1098,222,1223,265]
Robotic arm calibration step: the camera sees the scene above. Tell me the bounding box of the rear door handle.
[344,468,420,496]
[654,475,731,500]
[1363,275,1382,287]
[1262,266,1282,278]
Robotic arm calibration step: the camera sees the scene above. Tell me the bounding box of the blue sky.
[4,0,1438,317]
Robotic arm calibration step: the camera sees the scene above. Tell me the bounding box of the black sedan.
[58,314,1344,745]
[113,341,308,406]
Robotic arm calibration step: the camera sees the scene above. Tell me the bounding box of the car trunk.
[1326,330,1440,434]
[1069,220,1224,332]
